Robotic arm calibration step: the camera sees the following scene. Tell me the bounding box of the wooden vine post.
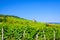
[43,30,46,40]
[36,33,38,40]
[54,31,55,40]
[22,30,25,40]
[2,27,4,40]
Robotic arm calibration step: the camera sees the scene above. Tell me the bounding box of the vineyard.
[0,15,60,40]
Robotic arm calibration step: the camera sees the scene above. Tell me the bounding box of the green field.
[0,15,60,40]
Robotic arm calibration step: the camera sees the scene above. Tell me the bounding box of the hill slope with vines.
[0,14,60,40]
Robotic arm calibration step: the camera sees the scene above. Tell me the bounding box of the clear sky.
[0,0,60,22]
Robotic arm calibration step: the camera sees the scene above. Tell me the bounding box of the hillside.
[0,14,46,29]
[0,14,60,40]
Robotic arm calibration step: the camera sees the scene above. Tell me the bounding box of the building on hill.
[32,17,36,22]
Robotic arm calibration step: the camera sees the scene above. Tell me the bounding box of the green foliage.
[0,15,60,40]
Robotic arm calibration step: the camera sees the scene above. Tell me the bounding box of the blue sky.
[0,0,60,22]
